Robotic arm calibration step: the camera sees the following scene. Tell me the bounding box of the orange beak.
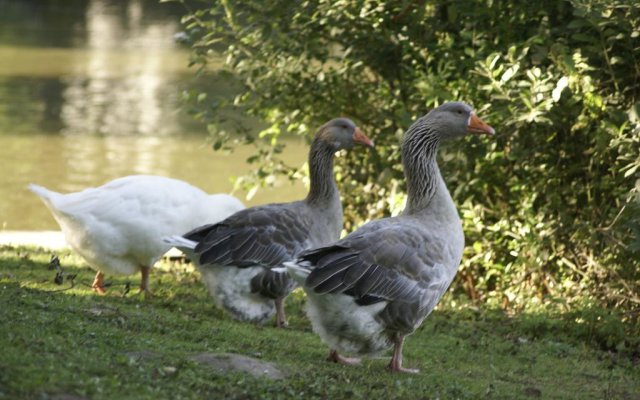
[468,113,495,135]
[352,127,375,147]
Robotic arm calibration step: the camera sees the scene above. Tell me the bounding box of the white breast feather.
[199,265,275,324]
[305,291,390,355]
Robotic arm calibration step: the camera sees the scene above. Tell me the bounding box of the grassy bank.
[0,245,637,399]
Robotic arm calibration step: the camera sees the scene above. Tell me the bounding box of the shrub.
[173,0,640,314]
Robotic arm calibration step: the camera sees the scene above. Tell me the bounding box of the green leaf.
[552,76,569,103]
[500,65,520,83]
[623,163,640,178]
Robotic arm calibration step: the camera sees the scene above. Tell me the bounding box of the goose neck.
[305,140,339,205]
[402,119,442,214]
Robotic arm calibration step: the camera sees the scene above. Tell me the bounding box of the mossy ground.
[0,245,637,399]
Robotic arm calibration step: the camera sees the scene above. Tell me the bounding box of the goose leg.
[274,297,288,328]
[327,350,361,366]
[139,265,153,298]
[387,334,419,373]
[91,271,106,294]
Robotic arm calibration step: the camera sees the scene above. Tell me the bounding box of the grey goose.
[166,118,374,327]
[286,102,494,372]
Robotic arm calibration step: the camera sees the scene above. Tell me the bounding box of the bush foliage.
[174,0,640,314]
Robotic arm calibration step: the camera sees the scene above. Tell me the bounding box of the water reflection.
[0,0,306,230]
[0,0,200,136]
[60,0,185,136]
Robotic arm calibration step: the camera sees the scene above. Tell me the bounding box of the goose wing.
[301,218,455,327]
[184,202,313,268]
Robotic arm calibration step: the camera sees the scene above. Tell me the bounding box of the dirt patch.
[190,352,286,380]
[523,387,542,398]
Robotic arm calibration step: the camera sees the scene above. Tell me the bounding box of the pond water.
[0,0,307,230]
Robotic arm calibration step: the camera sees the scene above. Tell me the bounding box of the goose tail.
[28,183,61,209]
[283,259,313,285]
[163,235,199,261]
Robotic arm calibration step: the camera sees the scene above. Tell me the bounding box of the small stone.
[163,366,177,375]
[190,352,286,380]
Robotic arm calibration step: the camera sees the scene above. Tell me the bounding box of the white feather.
[199,265,275,324]
[285,258,390,354]
[162,235,197,250]
[305,292,389,355]
[165,232,277,323]
[283,260,311,284]
[163,235,198,260]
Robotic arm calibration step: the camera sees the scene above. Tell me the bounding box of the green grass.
[0,245,637,400]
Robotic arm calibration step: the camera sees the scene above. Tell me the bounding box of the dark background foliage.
[172,0,639,317]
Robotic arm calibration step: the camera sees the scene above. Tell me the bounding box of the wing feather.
[306,253,358,288]
[303,218,454,314]
[185,202,314,270]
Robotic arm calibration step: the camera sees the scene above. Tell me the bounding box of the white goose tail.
[28,183,62,211]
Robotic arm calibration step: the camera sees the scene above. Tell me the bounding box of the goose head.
[425,102,495,140]
[315,118,374,150]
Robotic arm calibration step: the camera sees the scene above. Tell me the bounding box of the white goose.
[286,102,494,372]
[30,175,244,296]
